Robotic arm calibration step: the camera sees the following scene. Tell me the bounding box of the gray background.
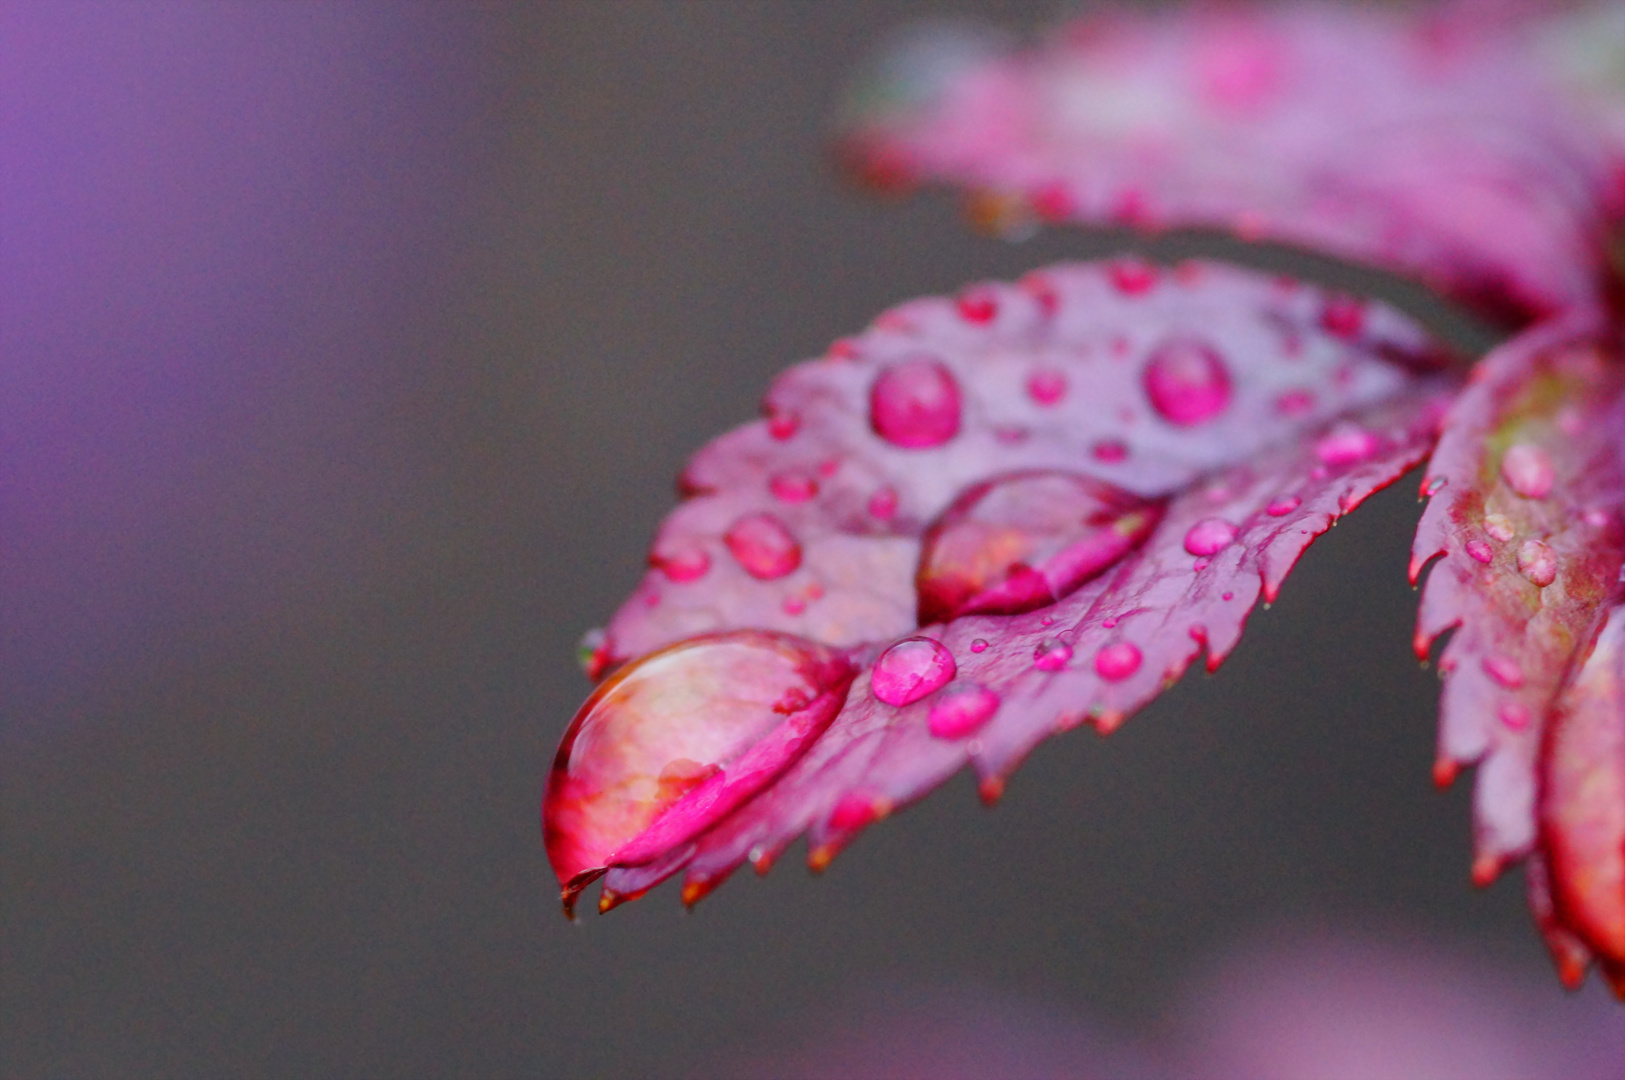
[0,2,1592,1076]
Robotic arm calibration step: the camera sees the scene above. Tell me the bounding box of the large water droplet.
[725,513,802,580]
[916,471,1166,624]
[927,682,1000,739]
[1143,338,1232,426]
[1183,517,1238,557]
[871,636,956,707]
[1094,641,1142,681]
[870,356,962,448]
[1465,539,1494,564]
[543,631,857,911]
[1501,443,1555,499]
[1517,540,1557,587]
[1033,638,1073,672]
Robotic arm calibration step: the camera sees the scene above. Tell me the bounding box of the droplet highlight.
[1026,368,1067,405]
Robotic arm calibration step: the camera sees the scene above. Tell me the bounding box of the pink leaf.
[1412,310,1625,990]
[546,259,1455,914]
[835,5,1617,322]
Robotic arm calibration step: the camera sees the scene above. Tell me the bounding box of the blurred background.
[3,2,1621,1076]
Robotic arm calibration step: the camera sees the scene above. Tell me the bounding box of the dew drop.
[916,471,1166,624]
[652,544,711,583]
[1319,294,1365,339]
[1501,443,1555,499]
[1484,514,1515,543]
[868,486,899,521]
[1143,337,1232,426]
[871,357,963,448]
[928,682,1001,739]
[766,406,800,441]
[1108,258,1159,295]
[1091,439,1129,463]
[1184,517,1238,557]
[956,288,998,324]
[724,513,802,580]
[1033,638,1074,672]
[829,793,884,832]
[1094,641,1142,681]
[769,471,819,503]
[970,638,989,653]
[1499,701,1530,730]
[1425,476,1448,496]
[1465,539,1494,564]
[1483,654,1524,689]
[1517,540,1557,587]
[782,596,806,616]
[1222,591,1234,601]
[543,631,856,905]
[1102,617,1117,629]
[1266,494,1301,517]
[871,636,957,707]
[1314,423,1378,467]
[1026,368,1068,405]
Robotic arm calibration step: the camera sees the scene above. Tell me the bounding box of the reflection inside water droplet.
[871,636,956,707]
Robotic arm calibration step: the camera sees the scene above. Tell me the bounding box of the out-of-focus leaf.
[547,260,1455,913]
[836,4,1619,322]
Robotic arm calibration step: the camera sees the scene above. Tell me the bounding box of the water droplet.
[1108,258,1159,295]
[928,682,1000,739]
[652,544,711,582]
[1275,389,1315,417]
[769,471,819,503]
[870,357,963,448]
[766,406,800,441]
[725,513,802,579]
[817,458,840,478]
[1033,638,1074,672]
[871,636,956,707]
[1314,423,1378,467]
[1094,641,1142,681]
[829,793,885,832]
[1266,494,1301,517]
[1499,701,1530,730]
[1501,443,1555,499]
[1222,591,1234,601]
[956,288,998,323]
[1102,616,1117,629]
[1424,476,1448,496]
[1091,439,1129,463]
[868,486,899,521]
[1026,368,1067,405]
[1484,514,1515,543]
[782,596,806,615]
[1319,294,1365,339]
[1517,540,1557,587]
[1465,539,1494,564]
[543,631,857,907]
[970,638,989,653]
[1183,517,1238,557]
[916,471,1166,623]
[1143,337,1232,426]
[1483,654,1524,689]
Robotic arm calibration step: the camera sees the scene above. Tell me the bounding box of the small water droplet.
[870,356,962,448]
[829,793,884,832]
[1192,557,1210,571]
[1517,540,1557,587]
[1040,616,1054,627]
[1144,338,1232,426]
[1483,654,1524,689]
[1465,539,1494,564]
[1094,641,1142,681]
[1484,514,1515,543]
[1424,476,1448,496]
[927,682,1001,739]
[1315,423,1378,466]
[817,458,840,478]
[1184,517,1238,557]
[1033,638,1073,672]
[970,638,989,653]
[1092,439,1129,463]
[782,596,806,615]
[1108,258,1159,295]
[1266,494,1301,517]
[956,288,998,324]
[1026,368,1067,405]
[652,544,711,583]
[1501,443,1555,499]
[766,406,800,441]
[1102,616,1117,629]
[769,471,819,503]
[1275,388,1316,417]
[725,513,802,579]
[871,636,956,707]
[916,471,1166,623]
[1499,701,1530,730]
[1222,591,1234,601]
[1319,294,1365,339]
[868,486,899,521]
